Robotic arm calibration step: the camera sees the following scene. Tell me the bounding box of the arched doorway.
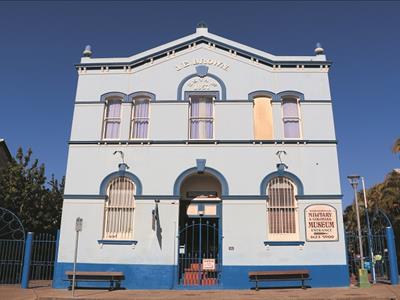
[177,172,222,287]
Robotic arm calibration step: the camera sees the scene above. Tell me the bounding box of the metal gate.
[0,208,25,284]
[29,233,58,284]
[346,209,394,284]
[346,231,390,283]
[178,218,220,286]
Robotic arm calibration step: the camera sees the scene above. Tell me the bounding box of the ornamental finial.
[314,42,324,55]
[83,45,92,57]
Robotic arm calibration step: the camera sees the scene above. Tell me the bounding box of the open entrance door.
[177,173,221,286]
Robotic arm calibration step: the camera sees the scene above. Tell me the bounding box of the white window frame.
[103,176,136,240]
[102,98,122,140]
[130,97,151,140]
[281,96,302,139]
[188,95,215,140]
[266,177,299,241]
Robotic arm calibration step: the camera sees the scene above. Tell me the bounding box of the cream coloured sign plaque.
[305,205,338,241]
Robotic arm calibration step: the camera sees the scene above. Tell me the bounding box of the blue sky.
[0,1,399,207]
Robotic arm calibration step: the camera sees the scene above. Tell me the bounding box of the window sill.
[97,240,138,245]
[264,241,305,246]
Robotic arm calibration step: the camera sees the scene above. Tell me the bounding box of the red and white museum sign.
[305,205,338,241]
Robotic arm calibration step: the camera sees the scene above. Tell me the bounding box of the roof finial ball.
[314,42,324,55]
[83,45,92,58]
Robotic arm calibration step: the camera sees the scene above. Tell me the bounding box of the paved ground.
[1,284,400,300]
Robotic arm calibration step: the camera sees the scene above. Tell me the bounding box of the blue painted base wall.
[53,262,349,289]
[222,265,349,288]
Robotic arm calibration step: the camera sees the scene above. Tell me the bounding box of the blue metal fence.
[0,239,25,284]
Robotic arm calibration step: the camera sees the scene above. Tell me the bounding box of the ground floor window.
[103,176,136,240]
[267,176,299,240]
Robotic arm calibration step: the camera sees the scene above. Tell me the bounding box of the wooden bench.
[65,271,124,290]
[249,270,310,290]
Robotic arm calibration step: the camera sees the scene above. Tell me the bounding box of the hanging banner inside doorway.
[305,205,338,241]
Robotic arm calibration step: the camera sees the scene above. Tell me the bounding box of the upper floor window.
[131,97,150,139]
[189,96,214,139]
[103,176,136,240]
[267,176,299,241]
[282,97,301,139]
[103,99,122,139]
[252,94,274,140]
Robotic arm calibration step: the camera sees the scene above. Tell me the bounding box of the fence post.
[21,232,34,289]
[385,226,399,285]
[52,230,61,288]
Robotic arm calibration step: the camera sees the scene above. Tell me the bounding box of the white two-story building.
[54,24,349,289]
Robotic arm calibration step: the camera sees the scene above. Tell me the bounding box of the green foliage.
[343,170,400,268]
[0,147,64,233]
[392,138,400,154]
[344,171,400,231]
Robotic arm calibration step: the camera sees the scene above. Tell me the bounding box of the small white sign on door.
[202,259,215,271]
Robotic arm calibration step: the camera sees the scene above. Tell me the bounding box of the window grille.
[189,96,214,139]
[267,177,298,240]
[103,99,122,139]
[103,176,136,240]
[282,97,301,138]
[131,97,150,139]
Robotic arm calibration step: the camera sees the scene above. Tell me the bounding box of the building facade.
[54,24,349,289]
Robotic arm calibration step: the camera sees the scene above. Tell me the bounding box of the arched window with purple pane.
[189,95,214,140]
[282,96,302,139]
[103,98,122,139]
[131,97,150,139]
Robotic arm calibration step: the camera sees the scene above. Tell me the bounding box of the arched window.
[189,95,214,139]
[282,97,301,139]
[267,177,299,240]
[131,96,150,139]
[103,176,136,240]
[103,98,122,139]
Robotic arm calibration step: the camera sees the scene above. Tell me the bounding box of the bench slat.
[65,271,124,277]
[249,270,309,276]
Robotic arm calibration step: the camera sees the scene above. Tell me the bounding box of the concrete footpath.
[1,284,400,300]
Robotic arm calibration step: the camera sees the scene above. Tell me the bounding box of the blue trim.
[177,73,227,100]
[248,90,276,101]
[100,92,128,102]
[173,166,229,196]
[128,91,156,102]
[275,90,305,101]
[63,194,107,200]
[260,170,304,196]
[52,262,348,289]
[296,194,343,200]
[21,232,33,288]
[75,99,332,104]
[69,139,338,145]
[264,241,305,246]
[63,194,342,201]
[97,240,138,245]
[99,171,143,195]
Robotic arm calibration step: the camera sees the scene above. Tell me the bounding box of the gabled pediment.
[77,26,329,71]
